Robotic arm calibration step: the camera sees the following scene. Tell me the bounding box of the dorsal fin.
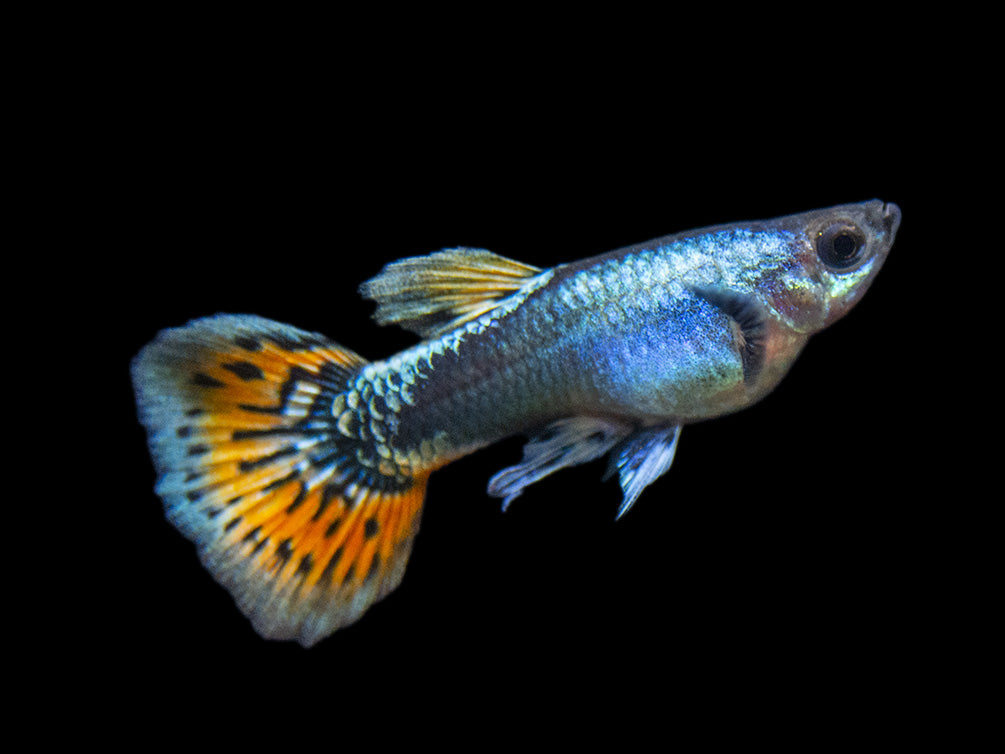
[359,248,545,338]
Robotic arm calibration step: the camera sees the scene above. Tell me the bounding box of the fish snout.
[881,202,902,238]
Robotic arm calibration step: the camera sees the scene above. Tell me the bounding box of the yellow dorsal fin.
[359,248,544,338]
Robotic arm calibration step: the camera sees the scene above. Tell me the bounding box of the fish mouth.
[881,202,902,237]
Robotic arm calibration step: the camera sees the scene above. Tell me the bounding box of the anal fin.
[487,417,632,511]
[606,425,681,519]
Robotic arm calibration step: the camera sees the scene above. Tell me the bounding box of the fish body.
[132,200,900,645]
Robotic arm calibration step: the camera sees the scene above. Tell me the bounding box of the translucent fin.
[606,425,681,519]
[487,417,632,511]
[132,315,427,646]
[359,247,546,338]
[691,287,766,382]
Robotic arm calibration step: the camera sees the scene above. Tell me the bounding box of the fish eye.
[817,223,866,270]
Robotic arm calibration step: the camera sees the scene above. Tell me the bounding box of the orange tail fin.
[132,314,427,646]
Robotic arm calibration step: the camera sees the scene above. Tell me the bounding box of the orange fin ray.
[133,314,427,646]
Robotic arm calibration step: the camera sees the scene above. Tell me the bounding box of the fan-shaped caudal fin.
[132,314,427,646]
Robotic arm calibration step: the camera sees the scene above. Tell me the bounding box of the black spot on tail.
[222,361,265,381]
[315,485,342,521]
[324,518,343,539]
[234,335,263,352]
[238,446,299,473]
[192,372,225,388]
[297,553,315,577]
[321,546,344,583]
[275,538,294,564]
[238,366,316,415]
[266,332,330,351]
[285,483,308,513]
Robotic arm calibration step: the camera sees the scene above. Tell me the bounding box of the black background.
[84,42,962,727]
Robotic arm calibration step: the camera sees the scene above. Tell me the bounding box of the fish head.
[761,200,900,333]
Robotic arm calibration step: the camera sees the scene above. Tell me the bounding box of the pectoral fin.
[606,425,681,519]
[690,287,766,382]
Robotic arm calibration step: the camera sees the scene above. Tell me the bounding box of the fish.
[132,199,900,646]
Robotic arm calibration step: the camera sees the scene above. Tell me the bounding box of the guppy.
[133,199,900,646]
